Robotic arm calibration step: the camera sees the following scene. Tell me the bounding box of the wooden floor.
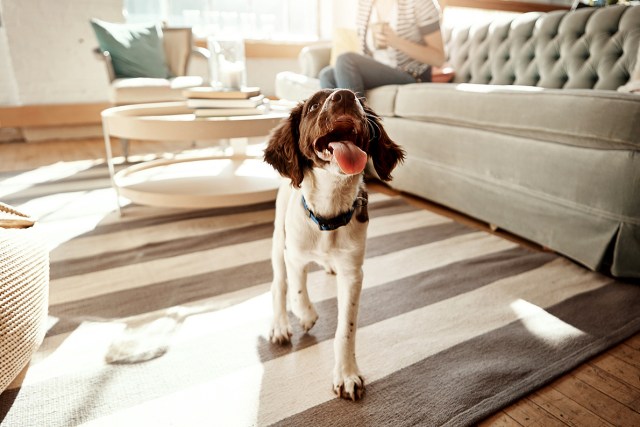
[2,138,639,427]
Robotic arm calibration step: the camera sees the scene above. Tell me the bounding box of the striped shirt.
[356,0,441,77]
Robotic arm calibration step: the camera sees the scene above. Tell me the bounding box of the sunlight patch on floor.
[17,188,128,251]
[0,159,102,199]
[24,321,127,386]
[81,363,265,427]
[510,298,585,347]
[27,291,273,426]
[177,290,273,342]
[75,293,274,426]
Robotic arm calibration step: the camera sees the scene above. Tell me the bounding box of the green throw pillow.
[90,18,172,79]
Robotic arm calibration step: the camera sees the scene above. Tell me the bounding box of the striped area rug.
[1,161,640,426]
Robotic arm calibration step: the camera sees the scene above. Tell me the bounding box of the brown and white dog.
[263,89,404,400]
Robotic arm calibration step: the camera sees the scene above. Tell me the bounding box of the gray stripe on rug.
[47,259,272,335]
[74,195,412,239]
[50,222,275,279]
[50,218,469,281]
[46,245,549,351]
[257,248,555,361]
[82,201,277,236]
[49,197,421,279]
[47,221,476,333]
[365,221,471,258]
[9,248,554,427]
[273,279,640,427]
[8,264,638,427]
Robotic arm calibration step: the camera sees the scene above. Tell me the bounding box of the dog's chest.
[285,182,367,262]
[288,219,364,262]
[311,230,340,256]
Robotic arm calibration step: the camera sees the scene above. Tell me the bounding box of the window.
[123,0,321,41]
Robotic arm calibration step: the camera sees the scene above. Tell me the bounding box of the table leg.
[120,138,130,162]
[230,137,248,157]
[103,126,123,216]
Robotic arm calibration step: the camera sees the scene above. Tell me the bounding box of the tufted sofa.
[276,5,640,278]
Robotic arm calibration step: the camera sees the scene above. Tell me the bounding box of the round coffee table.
[101,102,288,212]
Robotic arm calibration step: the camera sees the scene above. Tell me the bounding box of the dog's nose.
[330,89,355,104]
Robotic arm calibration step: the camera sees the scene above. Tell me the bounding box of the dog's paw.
[293,304,319,333]
[299,310,319,333]
[269,319,293,345]
[333,372,365,401]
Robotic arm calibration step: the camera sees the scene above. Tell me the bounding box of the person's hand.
[380,24,400,48]
[372,22,389,49]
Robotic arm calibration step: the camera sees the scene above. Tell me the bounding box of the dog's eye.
[308,103,320,112]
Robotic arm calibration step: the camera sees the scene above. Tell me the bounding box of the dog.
[263,88,404,401]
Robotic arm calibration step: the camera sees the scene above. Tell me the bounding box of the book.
[186,95,265,109]
[183,86,261,100]
[193,105,267,117]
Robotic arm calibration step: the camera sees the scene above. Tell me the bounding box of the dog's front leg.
[285,254,319,333]
[269,222,292,344]
[333,266,364,401]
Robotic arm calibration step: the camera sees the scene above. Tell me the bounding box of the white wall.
[0,0,310,106]
[331,0,357,31]
[0,0,123,105]
[0,2,18,104]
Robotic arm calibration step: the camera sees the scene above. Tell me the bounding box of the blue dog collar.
[301,195,357,231]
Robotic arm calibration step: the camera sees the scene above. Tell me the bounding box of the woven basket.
[0,202,49,392]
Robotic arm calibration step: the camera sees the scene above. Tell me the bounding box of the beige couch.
[276,5,640,278]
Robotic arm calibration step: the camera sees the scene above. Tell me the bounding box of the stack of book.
[183,87,268,117]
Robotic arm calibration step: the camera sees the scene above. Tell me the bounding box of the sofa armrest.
[299,43,332,78]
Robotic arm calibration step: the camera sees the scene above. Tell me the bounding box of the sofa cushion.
[109,76,203,105]
[386,82,640,151]
[364,85,399,117]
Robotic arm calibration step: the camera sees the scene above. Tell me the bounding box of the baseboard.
[21,125,103,142]
[0,127,23,143]
[0,102,110,128]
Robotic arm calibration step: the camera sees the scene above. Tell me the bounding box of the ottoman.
[0,202,49,392]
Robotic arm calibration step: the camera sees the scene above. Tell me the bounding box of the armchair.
[92,23,210,105]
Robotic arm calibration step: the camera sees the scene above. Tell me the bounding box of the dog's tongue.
[329,141,368,175]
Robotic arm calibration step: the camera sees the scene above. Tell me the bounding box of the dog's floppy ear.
[365,106,405,181]
[264,103,308,187]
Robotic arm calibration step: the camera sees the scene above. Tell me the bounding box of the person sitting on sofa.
[319,0,446,97]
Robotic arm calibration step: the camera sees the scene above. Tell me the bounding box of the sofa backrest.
[442,5,639,90]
